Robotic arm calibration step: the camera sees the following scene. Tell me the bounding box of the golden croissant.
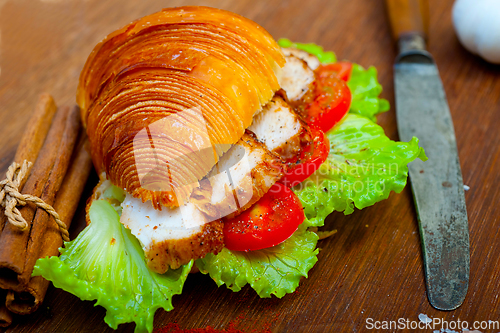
[77,6,285,209]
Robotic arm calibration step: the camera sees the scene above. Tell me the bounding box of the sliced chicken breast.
[193,131,286,219]
[248,95,307,159]
[282,47,320,70]
[120,194,224,272]
[279,54,315,103]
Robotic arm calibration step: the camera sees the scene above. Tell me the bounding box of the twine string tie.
[0,161,69,242]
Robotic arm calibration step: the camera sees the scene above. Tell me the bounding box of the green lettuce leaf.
[278,38,337,63]
[293,113,427,226]
[196,224,318,298]
[33,200,192,333]
[348,64,390,121]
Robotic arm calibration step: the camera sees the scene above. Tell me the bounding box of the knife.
[385,0,470,310]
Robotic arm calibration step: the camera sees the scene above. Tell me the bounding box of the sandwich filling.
[118,50,317,272]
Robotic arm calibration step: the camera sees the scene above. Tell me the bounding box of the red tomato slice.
[317,61,353,82]
[306,64,352,133]
[223,182,305,252]
[280,125,329,188]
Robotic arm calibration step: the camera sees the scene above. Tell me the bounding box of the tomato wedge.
[223,182,304,252]
[316,61,353,82]
[280,125,329,188]
[305,64,352,133]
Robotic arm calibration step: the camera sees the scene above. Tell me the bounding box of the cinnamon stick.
[6,135,92,315]
[0,94,57,233]
[0,105,72,291]
[18,105,81,286]
[0,290,13,328]
[0,211,5,241]
[13,94,58,180]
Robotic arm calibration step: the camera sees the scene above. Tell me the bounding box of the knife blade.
[385,0,470,310]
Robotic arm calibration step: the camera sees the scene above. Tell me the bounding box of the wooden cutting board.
[1,0,499,332]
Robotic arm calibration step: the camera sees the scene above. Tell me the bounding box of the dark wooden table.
[1,0,499,332]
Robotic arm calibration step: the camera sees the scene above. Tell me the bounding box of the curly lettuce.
[348,64,390,121]
[294,114,427,226]
[278,38,337,63]
[33,199,192,333]
[196,224,318,298]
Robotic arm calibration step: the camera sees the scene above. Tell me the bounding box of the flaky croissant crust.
[77,6,285,208]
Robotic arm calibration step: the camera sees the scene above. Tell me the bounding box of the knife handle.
[385,0,429,52]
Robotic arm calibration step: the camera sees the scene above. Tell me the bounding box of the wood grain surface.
[1,0,499,332]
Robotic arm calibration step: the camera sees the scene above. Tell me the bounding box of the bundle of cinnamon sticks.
[0,94,93,327]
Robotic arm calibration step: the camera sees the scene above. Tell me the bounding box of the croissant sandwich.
[33,6,426,333]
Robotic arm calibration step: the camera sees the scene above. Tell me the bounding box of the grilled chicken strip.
[282,47,320,70]
[193,131,286,219]
[248,94,308,160]
[120,194,224,272]
[279,53,316,104]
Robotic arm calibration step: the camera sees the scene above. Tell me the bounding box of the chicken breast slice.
[192,131,286,219]
[281,47,320,70]
[279,54,315,103]
[120,194,224,272]
[248,95,307,160]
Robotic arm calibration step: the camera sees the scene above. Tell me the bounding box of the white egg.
[452,0,500,64]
